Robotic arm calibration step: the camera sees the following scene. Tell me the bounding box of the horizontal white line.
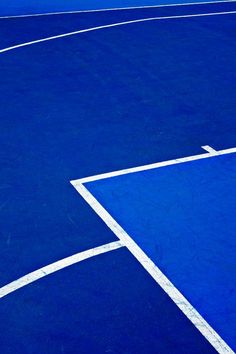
[0,241,124,299]
[71,182,234,353]
[0,0,235,19]
[71,147,236,185]
[0,10,236,55]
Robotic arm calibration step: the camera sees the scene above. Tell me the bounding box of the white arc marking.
[0,241,124,299]
[0,10,236,54]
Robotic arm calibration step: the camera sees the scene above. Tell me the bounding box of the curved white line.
[0,10,236,55]
[0,0,235,19]
[0,241,124,299]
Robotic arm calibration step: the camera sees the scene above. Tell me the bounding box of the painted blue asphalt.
[86,152,236,350]
[0,248,216,354]
[0,6,235,286]
[0,5,236,352]
[0,0,219,16]
[1,2,236,49]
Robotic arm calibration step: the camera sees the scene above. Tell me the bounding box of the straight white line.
[0,10,236,54]
[202,145,218,154]
[0,241,124,299]
[71,182,234,354]
[0,0,235,19]
[72,147,236,184]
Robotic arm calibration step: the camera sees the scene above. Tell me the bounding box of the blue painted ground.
[0,3,236,353]
[86,153,236,350]
[1,2,236,49]
[0,0,217,16]
[0,248,217,354]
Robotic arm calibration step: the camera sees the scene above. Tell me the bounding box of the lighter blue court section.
[86,152,236,350]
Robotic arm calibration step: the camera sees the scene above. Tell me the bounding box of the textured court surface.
[0,1,236,353]
[0,0,220,16]
[85,151,236,350]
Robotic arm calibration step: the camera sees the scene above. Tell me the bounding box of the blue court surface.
[0,1,236,353]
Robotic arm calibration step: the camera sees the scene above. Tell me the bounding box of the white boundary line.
[71,146,236,353]
[72,146,236,184]
[0,240,124,299]
[0,0,235,19]
[0,10,236,55]
[0,0,234,342]
[202,145,218,154]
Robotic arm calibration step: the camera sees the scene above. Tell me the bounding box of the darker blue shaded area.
[86,153,236,350]
[0,248,217,353]
[0,12,236,285]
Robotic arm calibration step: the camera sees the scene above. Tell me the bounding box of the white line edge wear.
[0,10,236,54]
[0,0,235,19]
[71,146,236,354]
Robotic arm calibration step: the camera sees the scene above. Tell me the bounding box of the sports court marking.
[71,146,236,354]
[1,6,235,350]
[201,145,218,154]
[0,0,235,19]
[74,146,236,184]
[0,10,236,54]
[0,241,124,299]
